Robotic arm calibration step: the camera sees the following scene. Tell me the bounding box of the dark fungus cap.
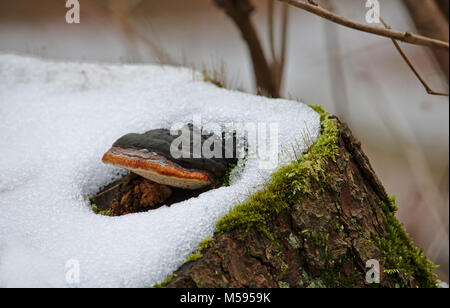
[102,125,239,189]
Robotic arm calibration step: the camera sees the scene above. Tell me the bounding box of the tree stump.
[163,108,437,288]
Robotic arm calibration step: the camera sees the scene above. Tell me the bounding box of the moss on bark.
[161,106,438,288]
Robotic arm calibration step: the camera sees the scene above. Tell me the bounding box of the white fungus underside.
[0,54,321,288]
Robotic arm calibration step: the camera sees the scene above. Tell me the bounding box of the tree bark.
[165,116,436,288]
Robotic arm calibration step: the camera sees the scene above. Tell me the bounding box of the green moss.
[307,278,327,289]
[92,204,112,216]
[374,196,438,288]
[299,231,360,288]
[280,260,289,273]
[198,238,215,251]
[202,68,226,88]
[300,269,325,288]
[287,233,301,249]
[216,105,338,234]
[152,274,177,288]
[222,162,237,187]
[213,105,437,288]
[278,281,290,288]
[184,251,203,264]
[222,155,248,187]
[384,269,401,275]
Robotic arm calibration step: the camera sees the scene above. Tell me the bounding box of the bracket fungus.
[102,125,239,190]
[95,125,240,215]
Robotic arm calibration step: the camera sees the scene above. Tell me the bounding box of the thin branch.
[88,182,121,201]
[277,0,449,49]
[321,0,351,117]
[267,0,280,92]
[268,0,277,62]
[403,0,449,81]
[105,0,176,65]
[277,2,289,91]
[214,0,279,97]
[268,1,289,93]
[377,15,449,96]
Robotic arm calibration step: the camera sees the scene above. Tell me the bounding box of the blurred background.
[0,0,448,281]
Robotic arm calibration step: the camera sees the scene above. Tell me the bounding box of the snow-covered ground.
[0,54,320,287]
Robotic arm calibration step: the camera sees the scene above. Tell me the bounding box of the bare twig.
[268,0,277,62]
[214,0,279,97]
[403,0,449,80]
[321,0,351,118]
[277,2,289,91]
[377,13,449,96]
[88,182,121,201]
[106,0,176,64]
[277,0,449,49]
[268,0,290,92]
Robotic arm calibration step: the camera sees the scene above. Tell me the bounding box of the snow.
[0,54,321,288]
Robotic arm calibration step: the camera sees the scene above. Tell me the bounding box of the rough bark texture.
[90,173,208,216]
[164,114,436,288]
[109,174,173,216]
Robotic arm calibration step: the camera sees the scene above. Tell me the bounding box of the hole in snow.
[88,160,243,217]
